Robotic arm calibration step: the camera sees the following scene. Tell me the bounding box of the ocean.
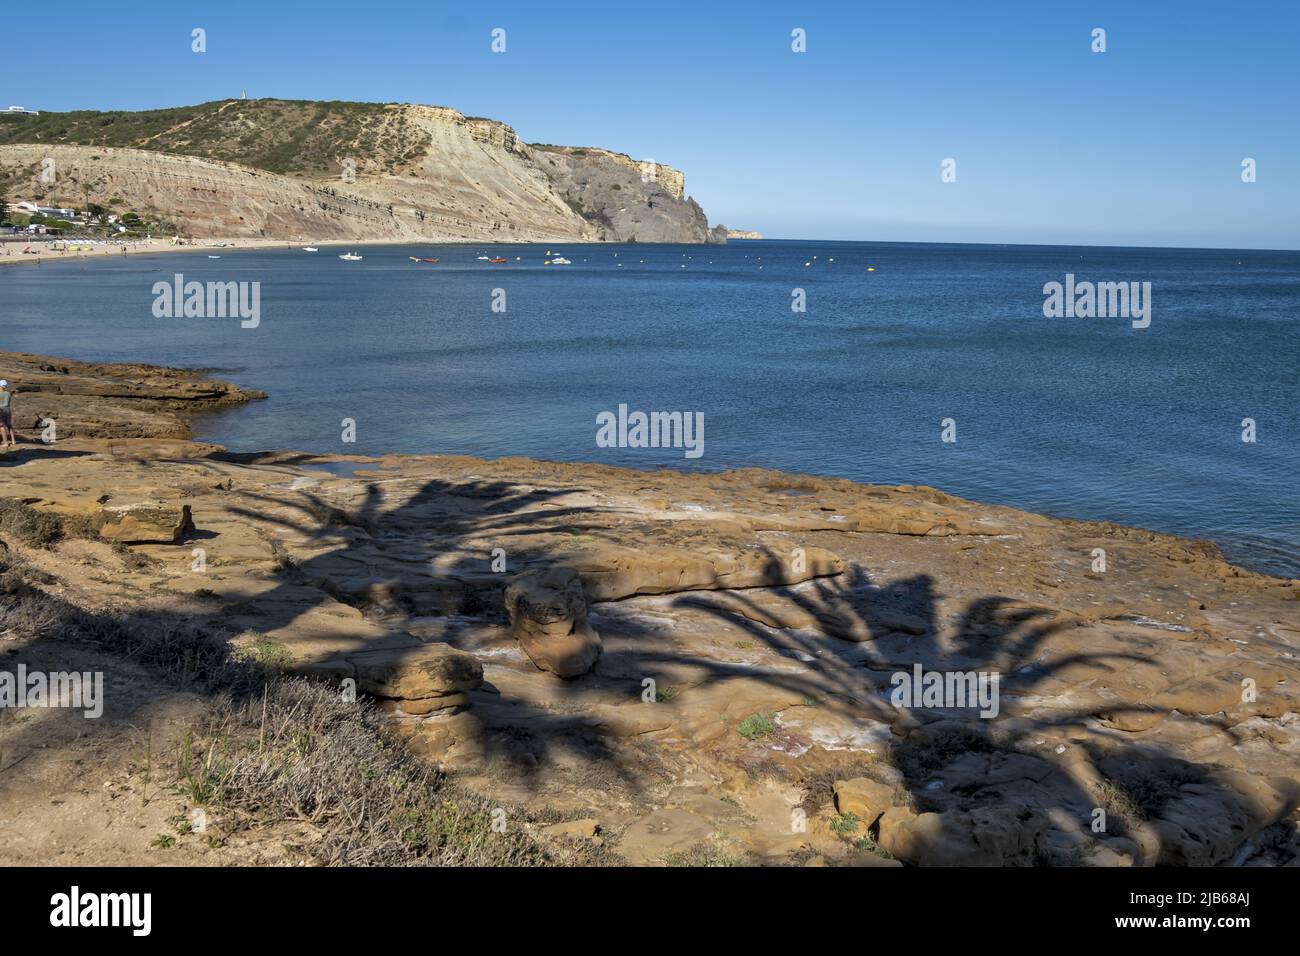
[3,239,1297,576]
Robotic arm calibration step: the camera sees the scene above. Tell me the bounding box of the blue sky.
[5,0,1297,248]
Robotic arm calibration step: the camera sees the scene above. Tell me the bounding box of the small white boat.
[208,255,221,258]
[548,256,572,265]
[476,255,490,260]
[339,252,363,261]
[302,246,318,252]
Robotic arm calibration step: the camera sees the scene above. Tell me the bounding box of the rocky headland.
[0,99,723,244]
[2,351,1298,866]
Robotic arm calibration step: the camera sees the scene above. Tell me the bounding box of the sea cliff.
[0,99,724,244]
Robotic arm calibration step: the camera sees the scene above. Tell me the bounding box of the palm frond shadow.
[669,547,1287,864]
[4,482,1293,864]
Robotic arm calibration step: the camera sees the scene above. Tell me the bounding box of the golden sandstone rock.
[505,567,603,678]
[833,778,896,825]
[94,500,195,543]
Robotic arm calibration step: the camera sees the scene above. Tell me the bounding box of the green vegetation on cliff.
[0,99,430,176]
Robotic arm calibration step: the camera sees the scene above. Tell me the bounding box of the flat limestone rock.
[1129,772,1300,866]
[847,502,1006,536]
[542,818,603,844]
[0,349,263,440]
[877,805,1048,866]
[571,545,845,601]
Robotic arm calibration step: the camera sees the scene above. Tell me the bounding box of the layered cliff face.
[0,142,501,242]
[531,145,726,244]
[0,99,721,243]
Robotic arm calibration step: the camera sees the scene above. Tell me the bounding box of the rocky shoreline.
[2,350,1297,866]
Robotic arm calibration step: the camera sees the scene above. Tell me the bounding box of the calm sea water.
[3,240,1298,576]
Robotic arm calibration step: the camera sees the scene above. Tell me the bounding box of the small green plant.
[175,731,232,805]
[234,635,292,671]
[852,832,894,860]
[654,685,678,702]
[150,833,176,849]
[830,812,861,837]
[829,811,894,859]
[737,712,777,740]
[167,813,194,835]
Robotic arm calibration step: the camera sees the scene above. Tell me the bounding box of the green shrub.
[737,712,777,740]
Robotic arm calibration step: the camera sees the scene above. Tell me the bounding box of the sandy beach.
[0,236,411,267]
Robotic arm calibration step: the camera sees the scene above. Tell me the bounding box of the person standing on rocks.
[0,380,16,451]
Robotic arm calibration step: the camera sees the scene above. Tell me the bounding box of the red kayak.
[488,257,508,264]
[421,257,439,263]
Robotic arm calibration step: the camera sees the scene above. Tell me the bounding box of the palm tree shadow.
[1,473,651,808]
[4,484,1294,863]
[670,547,1293,865]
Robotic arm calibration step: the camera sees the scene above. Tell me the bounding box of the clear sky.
[4,0,1296,248]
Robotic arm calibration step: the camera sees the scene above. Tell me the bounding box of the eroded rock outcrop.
[94,500,194,543]
[505,567,603,678]
[351,646,483,714]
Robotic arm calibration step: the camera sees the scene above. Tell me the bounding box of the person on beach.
[0,380,15,450]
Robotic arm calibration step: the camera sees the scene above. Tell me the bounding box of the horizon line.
[742,237,1300,254]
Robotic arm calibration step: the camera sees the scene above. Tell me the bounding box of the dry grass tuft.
[0,549,598,866]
